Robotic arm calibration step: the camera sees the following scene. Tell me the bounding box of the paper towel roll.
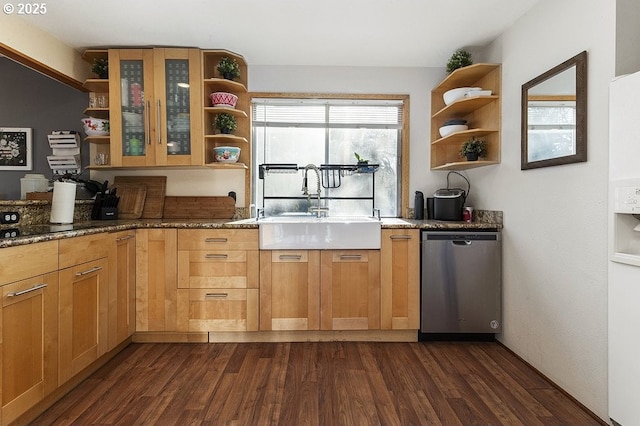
[50,181,76,224]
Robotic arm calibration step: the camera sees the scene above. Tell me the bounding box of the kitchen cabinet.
[259,250,321,331]
[320,250,381,330]
[135,229,178,332]
[82,49,111,169]
[58,234,109,385]
[0,241,58,425]
[107,230,136,350]
[430,63,501,170]
[380,229,420,330]
[176,229,259,332]
[202,50,251,207]
[107,48,203,167]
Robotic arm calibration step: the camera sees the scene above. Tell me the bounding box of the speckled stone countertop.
[0,211,502,249]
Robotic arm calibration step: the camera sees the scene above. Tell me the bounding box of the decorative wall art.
[0,128,32,170]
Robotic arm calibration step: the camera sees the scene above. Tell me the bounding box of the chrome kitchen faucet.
[302,164,329,218]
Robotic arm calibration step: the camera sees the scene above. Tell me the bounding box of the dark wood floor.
[32,341,603,425]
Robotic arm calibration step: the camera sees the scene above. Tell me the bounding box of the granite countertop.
[0,215,502,249]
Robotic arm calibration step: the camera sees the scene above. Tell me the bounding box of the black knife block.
[91,193,119,220]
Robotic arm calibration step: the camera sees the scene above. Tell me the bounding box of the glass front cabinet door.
[108,48,202,167]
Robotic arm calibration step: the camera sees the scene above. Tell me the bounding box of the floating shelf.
[203,78,247,93]
[204,134,249,144]
[432,96,499,120]
[431,160,498,171]
[204,106,248,118]
[431,129,497,146]
[205,162,248,169]
[83,79,109,93]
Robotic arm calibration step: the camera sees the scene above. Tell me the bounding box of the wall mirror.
[521,51,587,170]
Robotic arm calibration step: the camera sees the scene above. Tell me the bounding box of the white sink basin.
[258,216,381,250]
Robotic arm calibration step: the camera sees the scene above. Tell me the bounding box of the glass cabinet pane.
[120,60,146,157]
[164,59,191,155]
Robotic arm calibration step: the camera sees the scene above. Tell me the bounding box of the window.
[252,96,406,217]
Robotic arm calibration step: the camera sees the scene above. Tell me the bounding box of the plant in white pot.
[460,137,487,161]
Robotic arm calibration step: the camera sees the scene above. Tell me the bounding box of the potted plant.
[446,49,473,73]
[217,57,241,80]
[354,152,369,165]
[460,137,487,161]
[214,113,237,134]
[91,58,109,79]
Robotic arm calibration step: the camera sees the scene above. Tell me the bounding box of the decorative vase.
[466,153,479,161]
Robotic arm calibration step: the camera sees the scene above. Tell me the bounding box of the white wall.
[476,0,615,419]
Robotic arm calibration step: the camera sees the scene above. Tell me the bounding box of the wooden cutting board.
[162,196,236,219]
[114,176,167,218]
[115,184,147,219]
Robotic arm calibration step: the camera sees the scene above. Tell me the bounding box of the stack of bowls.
[439,119,468,137]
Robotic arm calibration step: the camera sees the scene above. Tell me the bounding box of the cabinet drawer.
[177,229,258,250]
[59,233,109,269]
[177,249,258,289]
[177,288,258,332]
[0,241,58,284]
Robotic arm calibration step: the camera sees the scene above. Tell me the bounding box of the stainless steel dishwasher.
[421,230,502,334]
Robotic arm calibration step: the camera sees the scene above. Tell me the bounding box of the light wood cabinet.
[259,250,320,331]
[106,48,203,167]
[176,229,259,332]
[430,63,501,170]
[0,241,58,425]
[108,231,136,350]
[58,257,109,385]
[202,50,251,207]
[380,229,420,330]
[320,250,381,331]
[135,229,178,332]
[81,49,111,169]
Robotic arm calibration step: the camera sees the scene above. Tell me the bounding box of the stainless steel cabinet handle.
[340,254,362,260]
[157,99,162,145]
[145,100,151,145]
[390,235,412,240]
[205,293,228,298]
[75,266,103,276]
[7,283,47,297]
[205,254,228,259]
[279,254,302,260]
[205,238,228,243]
[116,234,135,242]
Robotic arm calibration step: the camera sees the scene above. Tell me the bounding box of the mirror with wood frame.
[521,51,587,170]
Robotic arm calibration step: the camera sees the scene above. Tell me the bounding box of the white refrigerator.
[608,71,640,426]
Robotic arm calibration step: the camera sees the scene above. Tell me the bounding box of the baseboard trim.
[496,340,608,426]
[208,329,418,343]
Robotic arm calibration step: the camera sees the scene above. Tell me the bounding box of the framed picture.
[0,128,32,170]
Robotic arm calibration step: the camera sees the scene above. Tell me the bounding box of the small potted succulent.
[214,113,237,134]
[446,49,473,73]
[460,137,487,161]
[91,58,109,79]
[217,57,241,80]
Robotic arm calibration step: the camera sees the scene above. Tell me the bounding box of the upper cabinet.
[82,49,111,169]
[108,48,203,167]
[430,64,501,170]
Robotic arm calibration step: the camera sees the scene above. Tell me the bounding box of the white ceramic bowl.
[213,146,241,163]
[443,87,481,105]
[465,89,492,98]
[210,92,238,108]
[81,117,110,136]
[439,124,469,138]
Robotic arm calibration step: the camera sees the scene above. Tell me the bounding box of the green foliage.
[460,137,487,157]
[216,57,241,80]
[354,152,369,163]
[214,113,237,133]
[446,49,473,73]
[91,58,109,79]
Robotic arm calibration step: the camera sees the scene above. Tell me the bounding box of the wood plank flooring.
[31,341,604,425]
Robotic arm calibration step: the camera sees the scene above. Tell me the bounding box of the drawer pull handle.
[390,235,412,240]
[279,254,302,260]
[340,254,362,260]
[7,283,47,297]
[116,235,135,242]
[205,293,228,298]
[205,254,228,259]
[205,238,228,243]
[75,266,103,276]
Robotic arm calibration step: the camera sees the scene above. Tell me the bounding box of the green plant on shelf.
[217,57,241,80]
[214,113,237,134]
